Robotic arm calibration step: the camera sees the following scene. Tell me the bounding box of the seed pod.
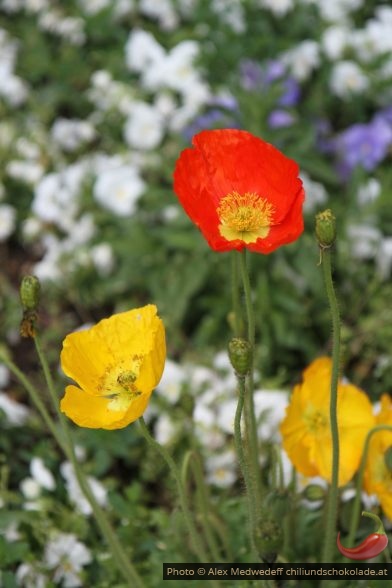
[20,275,40,312]
[228,338,252,376]
[315,209,336,248]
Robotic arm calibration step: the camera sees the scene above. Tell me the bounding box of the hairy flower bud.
[303,484,326,502]
[253,518,283,563]
[228,337,252,376]
[20,275,40,312]
[315,209,336,248]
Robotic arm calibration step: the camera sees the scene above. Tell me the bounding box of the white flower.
[6,160,44,184]
[0,392,30,425]
[51,118,96,152]
[44,532,92,587]
[77,0,111,15]
[93,164,145,215]
[283,40,320,80]
[123,102,164,150]
[347,224,382,260]
[254,390,288,441]
[316,0,363,23]
[16,563,47,588]
[156,359,186,404]
[139,0,178,31]
[30,457,56,491]
[1,521,20,542]
[0,70,29,106]
[215,398,238,435]
[143,40,201,94]
[376,237,392,280]
[90,242,115,276]
[125,29,165,72]
[329,61,368,98]
[0,364,10,388]
[205,450,237,488]
[0,204,16,241]
[260,0,293,16]
[357,178,381,206]
[154,413,178,445]
[20,477,41,500]
[32,163,86,229]
[322,26,349,60]
[60,461,107,515]
[301,172,328,213]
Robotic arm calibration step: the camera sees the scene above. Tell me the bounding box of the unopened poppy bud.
[384,446,392,472]
[315,209,336,248]
[303,484,326,502]
[20,275,40,312]
[228,337,252,376]
[253,518,283,563]
[20,276,40,338]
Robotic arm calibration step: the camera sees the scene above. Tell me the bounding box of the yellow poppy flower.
[280,357,375,486]
[60,305,166,430]
[364,394,392,519]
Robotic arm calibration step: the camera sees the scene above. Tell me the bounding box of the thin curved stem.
[238,251,262,507]
[138,419,211,563]
[33,334,144,588]
[0,350,65,452]
[348,425,392,546]
[182,451,222,562]
[320,249,341,563]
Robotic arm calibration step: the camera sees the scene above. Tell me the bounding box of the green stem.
[234,374,257,554]
[231,251,242,336]
[183,451,222,562]
[138,418,210,564]
[33,334,144,588]
[238,251,262,507]
[0,351,65,452]
[320,248,341,563]
[348,425,392,546]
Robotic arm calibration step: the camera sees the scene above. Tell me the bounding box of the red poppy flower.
[173,129,305,253]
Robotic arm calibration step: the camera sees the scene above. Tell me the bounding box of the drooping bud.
[20,275,40,312]
[253,517,283,563]
[303,484,326,502]
[228,337,252,376]
[19,275,40,338]
[384,446,392,472]
[315,209,336,249]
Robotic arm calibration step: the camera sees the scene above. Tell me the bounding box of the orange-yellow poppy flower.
[60,305,166,429]
[364,394,392,519]
[173,129,305,253]
[280,357,375,486]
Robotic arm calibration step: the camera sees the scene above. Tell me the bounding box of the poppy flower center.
[217,191,274,244]
[304,406,328,433]
[98,355,144,411]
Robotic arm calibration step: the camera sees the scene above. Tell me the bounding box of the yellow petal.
[60,385,150,430]
[61,305,164,395]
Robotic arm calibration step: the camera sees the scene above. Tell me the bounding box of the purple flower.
[239,59,263,90]
[268,109,296,129]
[278,77,301,107]
[182,109,239,142]
[264,59,286,83]
[335,117,392,177]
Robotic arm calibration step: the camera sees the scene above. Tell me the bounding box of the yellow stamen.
[98,354,144,412]
[217,191,274,244]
